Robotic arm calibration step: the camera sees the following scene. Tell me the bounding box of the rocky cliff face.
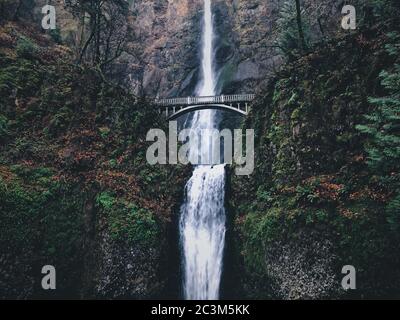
[127,0,276,96]
[127,0,343,96]
[8,0,202,97]
[127,0,203,97]
[215,0,343,94]
[13,0,343,97]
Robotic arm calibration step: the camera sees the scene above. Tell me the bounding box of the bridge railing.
[155,94,255,107]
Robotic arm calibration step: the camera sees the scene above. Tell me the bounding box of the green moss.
[97,196,160,247]
[16,37,38,59]
[240,208,284,272]
[10,165,54,186]
[0,167,84,258]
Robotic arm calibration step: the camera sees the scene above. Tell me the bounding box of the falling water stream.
[179,0,226,300]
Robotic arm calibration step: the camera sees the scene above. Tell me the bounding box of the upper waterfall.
[197,0,216,97]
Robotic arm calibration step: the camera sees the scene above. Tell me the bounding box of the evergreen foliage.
[275,0,311,59]
[232,22,400,299]
[357,66,400,174]
[356,32,400,232]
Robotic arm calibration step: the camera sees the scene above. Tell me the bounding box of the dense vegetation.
[0,20,188,298]
[231,2,400,299]
[1,0,400,300]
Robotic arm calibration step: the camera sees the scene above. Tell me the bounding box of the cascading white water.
[179,0,226,300]
[179,165,226,300]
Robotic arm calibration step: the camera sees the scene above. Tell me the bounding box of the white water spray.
[179,0,226,300]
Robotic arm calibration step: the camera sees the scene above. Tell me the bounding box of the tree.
[294,0,307,52]
[275,0,310,59]
[64,0,129,72]
[356,32,400,231]
[356,56,400,174]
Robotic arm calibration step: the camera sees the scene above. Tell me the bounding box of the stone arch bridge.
[155,94,255,120]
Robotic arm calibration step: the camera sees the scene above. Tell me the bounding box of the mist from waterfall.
[179,0,226,300]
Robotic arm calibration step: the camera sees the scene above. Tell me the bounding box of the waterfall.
[179,0,226,300]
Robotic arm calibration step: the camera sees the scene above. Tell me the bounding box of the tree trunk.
[295,0,307,52]
[13,0,23,21]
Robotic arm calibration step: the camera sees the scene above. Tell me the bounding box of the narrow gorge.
[0,0,400,301]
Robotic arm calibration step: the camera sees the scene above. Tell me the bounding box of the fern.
[356,66,400,173]
[356,34,400,232]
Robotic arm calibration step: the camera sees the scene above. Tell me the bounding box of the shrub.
[16,37,38,59]
[96,192,115,210]
[49,29,62,44]
[356,34,400,232]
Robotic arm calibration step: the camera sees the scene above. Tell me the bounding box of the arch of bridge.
[166,104,247,120]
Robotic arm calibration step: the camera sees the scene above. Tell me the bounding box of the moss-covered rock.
[0,23,190,299]
[230,21,400,299]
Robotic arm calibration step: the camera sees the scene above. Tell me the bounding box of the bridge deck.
[155,94,255,107]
